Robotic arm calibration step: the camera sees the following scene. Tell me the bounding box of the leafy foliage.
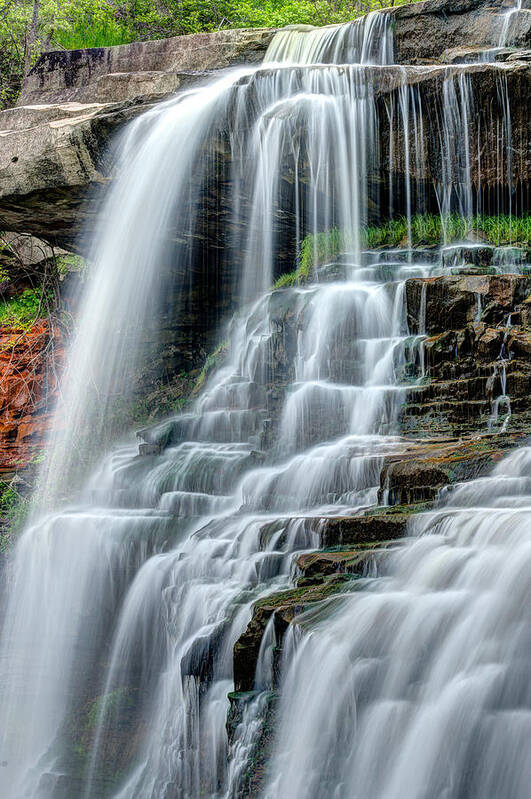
[1,0,417,108]
[0,286,52,326]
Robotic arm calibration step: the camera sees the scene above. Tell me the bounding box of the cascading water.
[265,11,393,65]
[0,5,528,799]
[263,447,531,799]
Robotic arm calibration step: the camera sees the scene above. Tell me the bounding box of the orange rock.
[0,320,64,468]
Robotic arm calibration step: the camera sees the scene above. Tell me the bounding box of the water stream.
[264,447,531,799]
[0,7,528,799]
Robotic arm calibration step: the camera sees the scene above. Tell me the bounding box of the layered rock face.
[0,29,276,250]
[18,28,277,105]
[391,0,531,62]
[404,270,531,434]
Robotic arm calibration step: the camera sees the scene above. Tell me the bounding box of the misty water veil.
[0,3,530,799]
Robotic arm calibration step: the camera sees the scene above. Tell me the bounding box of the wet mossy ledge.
[274,213,531,287]
[232,430,529,694]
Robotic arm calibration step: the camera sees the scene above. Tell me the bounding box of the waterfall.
[0,5,528,799]
[264,11,393,65]
[499,0,525,46]
[263,448,531,799]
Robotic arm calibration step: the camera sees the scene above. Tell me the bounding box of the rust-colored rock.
[0,320,63,468]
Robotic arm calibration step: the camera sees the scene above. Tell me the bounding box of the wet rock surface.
[232,258,531,729]
[403,272,531,435]
[391,0,531,64]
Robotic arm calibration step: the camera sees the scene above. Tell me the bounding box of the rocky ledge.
[403,270,531,435]
[232,430,527,693]
[0,0,529,249]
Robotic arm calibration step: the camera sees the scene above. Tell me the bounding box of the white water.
[266,11,393,65]
[264,447,531,799]
[0,8,528,799]
[499,0,525,46]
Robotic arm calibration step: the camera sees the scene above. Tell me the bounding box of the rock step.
[379,432,528,504]
[315,514,410,547]
[295,546,397,581]
[233,510,413,692]
[232,430,528,695]
[406,273,531,335]
[406,370,531,405]
[234,572,358,692]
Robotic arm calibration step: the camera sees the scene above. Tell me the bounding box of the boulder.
[18,28,277,105]
[390,0,531,64]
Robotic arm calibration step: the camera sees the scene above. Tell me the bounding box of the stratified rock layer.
[403,272,531,434]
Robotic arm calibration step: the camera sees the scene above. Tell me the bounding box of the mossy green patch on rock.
[380,433,529,505]
[193,337,229,394]
[234,573,356,692]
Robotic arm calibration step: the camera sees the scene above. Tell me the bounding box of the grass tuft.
[273,214,531,286]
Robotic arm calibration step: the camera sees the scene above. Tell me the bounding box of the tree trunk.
[24,0,40,76]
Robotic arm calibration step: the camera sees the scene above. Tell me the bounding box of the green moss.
[117,371,196,430]
[86,688,134,731]
[254,572,355,612]
[56,254,86,276]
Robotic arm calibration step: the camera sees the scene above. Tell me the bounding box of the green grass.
[274,228,344,288]
[54,21,133,50]
[362,213,531,250]
[274,214,531,287]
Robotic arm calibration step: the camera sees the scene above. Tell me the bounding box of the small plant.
[0,479,30,552]
[193,339,229,394]
[86,688,134,731]
[300,227,345,277]
[274,270,299,289]
[56,254,86,276]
